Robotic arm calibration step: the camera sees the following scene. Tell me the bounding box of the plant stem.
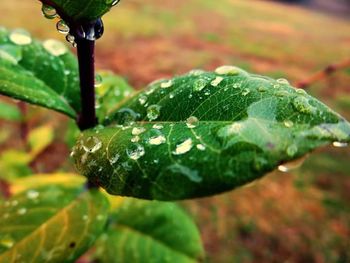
[76,38,97,130]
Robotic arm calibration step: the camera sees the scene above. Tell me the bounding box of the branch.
[296,58,350,89]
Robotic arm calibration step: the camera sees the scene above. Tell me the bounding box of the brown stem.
[296,58,350,89]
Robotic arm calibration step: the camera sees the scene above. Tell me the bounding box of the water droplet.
[0,235,15,249]
[277,78,289,85]
[41,4,57,19]
[173,138,193,155]
[293,97,315,114]
[153,124,164,130]
[97,214,105,221]
[126,144,145,160]
[79,18,104,41]
[196,144,206,151]
[333,141,348,148]
[132,127,146,136]
[284,120,294,128]
[148,130,166,145]
[131,136,140,143]
[286,144,298,157]
[186,116,199,128]
[56,20,70,34]
[211,76,224,87]
[296,88,307,95]
[114,108,140,125]
[147,105,161,121]
[215,65,240,75]
[26,190,39,200]
[138,96,147,105]
[278,156,307,172]
[242,88,250,96]
[258,86,268,92]
[9,29,32,45]
[189,69,205,76]
[82,215,89,221]
[109,153,120,165]
[65,34,76,47]
[82,136,102,153]
[193,78,208,92]
[43,39,68,56]
[11,200,18,206]
[95,74,103,88]
[160,79,173,88]
[17,208,27,215]
[169,92,175,99]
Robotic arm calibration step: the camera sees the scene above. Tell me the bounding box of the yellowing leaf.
[28,125,54,158]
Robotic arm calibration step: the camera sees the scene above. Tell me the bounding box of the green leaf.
[0,100,21,121]
[73,66,350,200]
[92,198,204,263]
[0,150,32,181]
[0,27,80,118]
[96,71,134,123]
[0,186,109,262]
[40,0,120,22]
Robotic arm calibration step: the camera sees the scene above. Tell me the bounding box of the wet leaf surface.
[73,66,350,200]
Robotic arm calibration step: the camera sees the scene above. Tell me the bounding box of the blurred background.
[0,0,349,262]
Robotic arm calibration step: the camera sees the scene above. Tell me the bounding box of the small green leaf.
[96,71,134,123]
[73,66,350,200]
[0,28,80,118]
[40,0,120,22]
[0,100,21,121]
[93,199,204,263]
[0,186,109,262]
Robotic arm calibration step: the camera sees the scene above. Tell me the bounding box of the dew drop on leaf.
[147,105,161,121]
[109,153,120,165]
[17,208,27,215]
[26,190,39,200]
[196,144,206,151]
[286,144,298,157]
[296,88,307,95]
[173,138,193,155]
[186,116,199,128]
[160,79,173,89]
[211,76,224,87]
[82,136,102,153]
[0,235,15,249]
[278,156,307,172]
[153,124,164,130]
[193,78,208,92]
[148,129,166,145]
[276,78,290,85]
[132,127,146,136]
[41,4,57,19]
[293,96,315,114]
[333,141,348,148]
[43,39,68,56]
[56,20,70,34]
[215,65,240,75]
[242,88,250,96]
[138,95,147,105]
[126,144,145,160]
[284,120,294,128]
[9,29,32,46]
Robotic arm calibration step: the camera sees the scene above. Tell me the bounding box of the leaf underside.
[0,186,109,263]
[73,66,350,200]
[0,27,80,118]
[93,198,204,263]
[40,0,118,22]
